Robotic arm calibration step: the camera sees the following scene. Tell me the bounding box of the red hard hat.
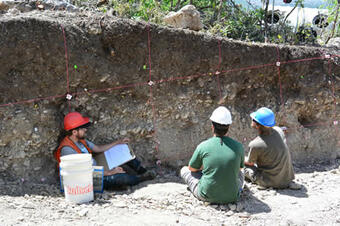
[64,112,90,131]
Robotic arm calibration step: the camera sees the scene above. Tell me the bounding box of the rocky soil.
[0,161,339,226]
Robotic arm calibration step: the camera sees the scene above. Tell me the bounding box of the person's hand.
[110,167,125,175]
[117,138,130,145]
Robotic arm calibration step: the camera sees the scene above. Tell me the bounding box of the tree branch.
[325,0,340,44]
[283,0,299,24]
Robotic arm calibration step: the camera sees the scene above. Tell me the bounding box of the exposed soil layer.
[0,10,339,183]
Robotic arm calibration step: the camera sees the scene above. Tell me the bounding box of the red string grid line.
[146,24,159,154]
[216,40,222,100]
[0,53,336,109]
[61,25,71,112]
[0,94,67,108]
[1,25,339,136]
[276,46,284,107]
[284,119,339,132]
[327,56,340,145]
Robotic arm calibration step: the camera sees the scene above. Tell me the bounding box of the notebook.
[93,144,135,171]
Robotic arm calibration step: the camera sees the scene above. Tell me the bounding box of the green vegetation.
[324,0,340,44]
[72,0,339,45]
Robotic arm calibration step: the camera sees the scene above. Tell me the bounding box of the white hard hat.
[210,106,232,125]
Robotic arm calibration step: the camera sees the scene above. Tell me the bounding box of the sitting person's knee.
[180,166,189,178]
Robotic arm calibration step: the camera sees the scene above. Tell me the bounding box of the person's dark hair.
[212,121,230,145]
[57,122,91,143]
[68,122,91,134]
[75,122,91,130]
[252,119,271,135]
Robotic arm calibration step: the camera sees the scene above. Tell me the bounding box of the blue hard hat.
[250,107,276,127]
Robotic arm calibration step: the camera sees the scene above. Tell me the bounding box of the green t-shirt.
[189,136,244,204]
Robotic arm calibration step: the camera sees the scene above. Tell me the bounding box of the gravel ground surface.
[1,161,340,226]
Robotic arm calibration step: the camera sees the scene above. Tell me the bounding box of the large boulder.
[0,1,9,11]
[164,5,203,31]
[326,37,340,49]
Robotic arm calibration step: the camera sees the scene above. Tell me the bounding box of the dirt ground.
[0,161,339,226]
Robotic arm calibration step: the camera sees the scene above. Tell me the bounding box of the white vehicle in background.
[266,0,332,36]
[238,0,338,41]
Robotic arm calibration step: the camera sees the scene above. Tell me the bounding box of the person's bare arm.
[188,165,203,172]
[91,138,130,153]
[244,161,255,167]
[245,149,256,167]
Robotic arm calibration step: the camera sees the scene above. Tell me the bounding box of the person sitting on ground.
[244,107,295,189]
[55,111,155,189]
[180,106,245,204]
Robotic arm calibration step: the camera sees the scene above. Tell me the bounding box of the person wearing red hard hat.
[55,112,155,189]
[180,106,245,204]
[63,112,91,131]
[244,107,295,189]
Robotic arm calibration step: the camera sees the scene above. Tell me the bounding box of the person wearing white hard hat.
[180,106,245,204]
[244,107,295,189]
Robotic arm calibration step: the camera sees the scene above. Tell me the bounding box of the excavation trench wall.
[0,11,339,183]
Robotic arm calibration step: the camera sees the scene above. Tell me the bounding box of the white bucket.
[60,153,92,163]
[61,168,94,204]
[60,154,94,204]
[60,160,92,171]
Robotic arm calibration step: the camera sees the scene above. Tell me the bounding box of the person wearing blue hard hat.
[244,107,296,189]
[250,107,276,127]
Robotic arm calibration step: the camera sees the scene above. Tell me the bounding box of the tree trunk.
[325,0,340,44]
[263,0,269,42]
[217,0,224,22]
[175,0,181,10]
[283,1,299,24]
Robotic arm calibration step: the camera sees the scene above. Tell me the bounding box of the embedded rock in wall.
[0,10,339,183]
[164,5,203,31]
[326,37,340,49]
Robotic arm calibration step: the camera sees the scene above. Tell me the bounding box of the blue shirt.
[60,139,97,165]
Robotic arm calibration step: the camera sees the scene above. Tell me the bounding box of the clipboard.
[93,144,135,171]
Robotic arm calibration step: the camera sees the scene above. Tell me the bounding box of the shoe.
[136,166,147,175]
[289,181,302,190]
[138,170,157,182]
[257,185,267,190]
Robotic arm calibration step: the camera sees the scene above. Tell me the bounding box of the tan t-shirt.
[248,126,295,188]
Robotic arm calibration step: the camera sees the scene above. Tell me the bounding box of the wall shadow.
[275,184,308,198]
[0,181,62,198]
[294,160,340,174]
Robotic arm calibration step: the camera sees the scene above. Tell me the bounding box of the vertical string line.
[327,58,340,147]
[276,46,283,108]
[61,25,71,112]
[276,46,286,125]
[216,40,222,101]
[147,24,159,154]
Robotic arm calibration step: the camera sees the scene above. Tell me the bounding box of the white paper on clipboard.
[104,144,135,169]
